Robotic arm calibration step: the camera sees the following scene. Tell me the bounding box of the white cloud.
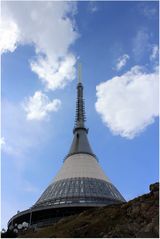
[143,5,157,18]
[2,100,53,161]
[95,66,159,139]
[0,137,6,146]
[31,54,76,91]
[133,29,158,62]
[0,17,20,53]
[1,1,78,90]
[133,29,150,59]
[116,54,129,71]
[138,3,158,19]
[23,91,61,121]
[150,45,159,61]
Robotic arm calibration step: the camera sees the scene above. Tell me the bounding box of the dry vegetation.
[16,182,159,238]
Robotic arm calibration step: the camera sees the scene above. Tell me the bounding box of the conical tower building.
[8,68,125,229]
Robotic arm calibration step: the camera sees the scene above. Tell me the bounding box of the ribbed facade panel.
[34,177,125,208]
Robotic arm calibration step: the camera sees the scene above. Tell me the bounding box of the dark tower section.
[66,81,95,159]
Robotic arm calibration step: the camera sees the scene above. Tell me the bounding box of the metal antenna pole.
[78,62,82,83]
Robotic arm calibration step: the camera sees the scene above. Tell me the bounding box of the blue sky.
[1,1,159,229]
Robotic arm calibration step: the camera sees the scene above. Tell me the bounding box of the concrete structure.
[8,73,125,230]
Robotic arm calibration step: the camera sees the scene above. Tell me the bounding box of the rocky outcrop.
[2,182,159,238]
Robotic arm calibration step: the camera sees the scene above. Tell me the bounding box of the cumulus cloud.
[31,54,76,91]
[116,54,129,71]
[150,45,159,61]
[1,1,78,90]
[23,91,61,121]
[0,18,20,53]
[95,66,159,139]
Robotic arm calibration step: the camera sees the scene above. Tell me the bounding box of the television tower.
[8,64,125,229]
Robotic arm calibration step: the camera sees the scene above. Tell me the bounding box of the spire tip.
[78,62,82,84]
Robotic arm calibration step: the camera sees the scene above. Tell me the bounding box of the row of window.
[34,197,117,208]
[35,178,124,206]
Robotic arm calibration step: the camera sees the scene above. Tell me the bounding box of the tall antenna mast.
[78,62,82,84]
[74,62,87,132]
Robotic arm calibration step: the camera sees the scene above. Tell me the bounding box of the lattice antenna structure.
[74,63,86,130]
